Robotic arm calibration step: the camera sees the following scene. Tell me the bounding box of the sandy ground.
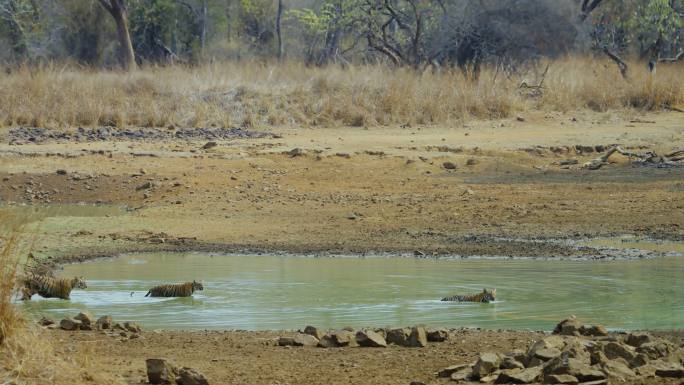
[2,110,684,384]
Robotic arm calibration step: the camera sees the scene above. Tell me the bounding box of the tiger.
[145,280,204,297]
[20,274,87,301]
[441,288,496,303]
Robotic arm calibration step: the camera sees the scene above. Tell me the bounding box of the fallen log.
[583,145,684,170]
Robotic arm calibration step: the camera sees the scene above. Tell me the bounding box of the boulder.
[500,356,525,370]
[581,325,608,337]
[426,328,448,342]
[146,358,178,385]
[602,341,636,362]
[292,333,319,347]
[625,333,651,348]
[355,329,387,348]
[123,321,142,333]
[637,341,673,360]
[406,326,427,348]
[544,357,606,383]
[331,330,357,347]
[96,315,113,330]
[526,336,566,366]
[436,364,471,378]
[472,353,501,379]
[553,316,583,336]
[543,374,579,384]
[386,327,411,346]
[654,363,684,378]
[317,335,338,348]
[373,328,387,339]
[303,325,324,340]
[74,311,94,327]
[60,318,82,331]
[601,359,636,380]
[590,351,609,366]
[630,353,650,368]
[277,337,295,346]
[39,316,55,326]
[177,367,209,385]
[450,370,471,382]
[495,366,541,384]
[533,347,562,361]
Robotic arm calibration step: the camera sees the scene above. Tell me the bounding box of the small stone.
[60,318,82,331]
[543,374,578,384]
[355,329,387,347]
[496,366,541,384]
[95,316,112,330]
[303,325,324,340]
[39,316,55,326]
[436,364,471,378]
[201,141,217,150]
[553,316,583,336]
[278,337,295,346]
[442,161,457,170]
[625,333,652,348]
[74,311,94,327]
[655,363,684,378]
[146,358,178,384]
[466,158,478,166]
[123,321,141,333]
[473,352,501,379]
[287,148,304,157]
[292,333,319,347]
[426,328,448,342]
[516,115,525,122]
[177,367,209,385]
[386,327,411,346]
[581,324,608,336]
[406,326,427,348]
[450,370,471,381]
[56,169,67,175]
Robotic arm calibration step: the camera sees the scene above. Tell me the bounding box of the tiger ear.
[492,288,497,294]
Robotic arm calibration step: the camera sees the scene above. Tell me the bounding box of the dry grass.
[0,57,683,130]
[0,212,122,385]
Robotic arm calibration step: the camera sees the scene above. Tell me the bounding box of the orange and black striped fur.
[441,288,496,303]
[20,274,87,300]
[145,281,203,297]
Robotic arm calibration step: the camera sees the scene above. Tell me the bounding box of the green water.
[20,252,684,331]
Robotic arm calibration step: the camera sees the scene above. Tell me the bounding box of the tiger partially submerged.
[441,288,496,303]
[145,281,204,297]
[20,274,87,300]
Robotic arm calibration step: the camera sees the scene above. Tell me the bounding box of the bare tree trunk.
[276,0,283,62]
[200,0,208,55]
[96,0,136,71]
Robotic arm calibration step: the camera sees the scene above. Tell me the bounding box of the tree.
[96,0,136,70]
[275,0,283,61]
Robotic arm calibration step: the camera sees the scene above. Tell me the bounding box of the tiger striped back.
[21,274,87,300]
[441,288,496,303]
[145,280,204,297]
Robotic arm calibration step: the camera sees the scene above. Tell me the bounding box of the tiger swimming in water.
[20,274,87,300]
[145,281,204,297]
[441,288,496,303]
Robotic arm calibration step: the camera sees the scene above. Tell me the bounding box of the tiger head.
[192,280,204,292]
[72,276,87,289]
[482,288,496,302]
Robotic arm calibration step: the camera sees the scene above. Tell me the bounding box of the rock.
[516,115,525,122]
[177,367,209,385]
[553,316,583,336]
[450,370,471,381]
[201,141,217,150]
[292,333,320,347]
[386,327,411,346]
[60,318,82,331]
[426,328,448,342]
[95,315,113,330]
[466,158,478,166]
[534,347,562,361]
[136,181,154,191]
[581,325,608,337]
[625,333,651,348]
[278,337,295,346]
[287,148,304,157]
[479,372,500,383]
[630,353,650,368]
[373,328,387,339]
[56,169,67,175]
[655,363,684,378]
[442,161,457,170]
[317,335,338,348]
[123,321,142,333]
[495,366,541,384]
[590,351,609,366]
[407,326,427,348]
[544,357,606,382]
[331,330,357,347]
[500,356,525,370]
[436,364,471,378]
[74,311,94,327]
[601,359,635,380]
[39,316,55,326]
[473,353,501,379]
[355,329,387,348]
[602,341,636,362]
[303,325,324,340]
[637,341,672,359]
[526,336,566,365]
[146,358,178,385]
[559,159,579,166]
[543,374,578,384]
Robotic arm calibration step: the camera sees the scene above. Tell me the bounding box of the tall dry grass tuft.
[0,211,122,385]
[0,58,682,130]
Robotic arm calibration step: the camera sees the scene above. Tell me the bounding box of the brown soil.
[44,328,683,385]
[2,111,684,384]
